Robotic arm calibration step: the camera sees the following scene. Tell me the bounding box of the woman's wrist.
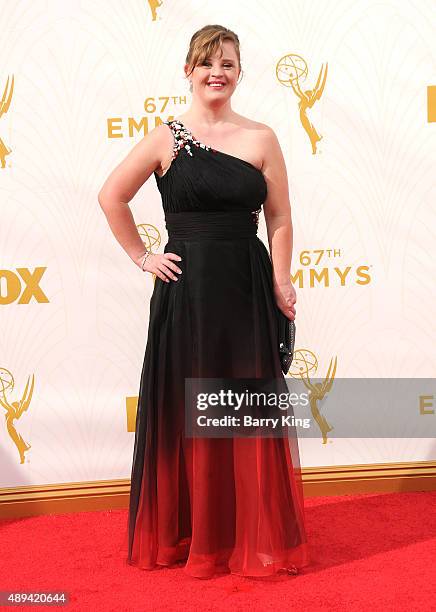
[134,249,150,270]
[273,274,292,287]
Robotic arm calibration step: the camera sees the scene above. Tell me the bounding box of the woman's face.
[187,40,240,102]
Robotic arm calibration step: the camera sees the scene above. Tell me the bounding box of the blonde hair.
[185,24,242,82]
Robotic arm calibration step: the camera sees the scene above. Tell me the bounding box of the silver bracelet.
[140,250,152,271]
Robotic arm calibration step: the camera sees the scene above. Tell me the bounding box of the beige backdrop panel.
[0,0,434,487]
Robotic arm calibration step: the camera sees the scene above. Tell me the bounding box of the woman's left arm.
[260,125,296,321]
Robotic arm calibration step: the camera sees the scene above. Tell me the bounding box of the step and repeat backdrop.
[0,1,435,489]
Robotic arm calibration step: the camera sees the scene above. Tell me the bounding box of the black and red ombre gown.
[127,119,309,578]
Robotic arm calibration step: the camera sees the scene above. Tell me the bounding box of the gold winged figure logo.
[0,74,14,169]
[0,368,34,463]
[289,351,337,444]
[276,55,328,154]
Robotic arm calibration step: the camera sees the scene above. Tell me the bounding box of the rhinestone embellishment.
[251,208,261,226]
[165,120,214,159]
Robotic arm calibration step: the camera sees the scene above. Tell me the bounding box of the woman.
[98,24,310,579]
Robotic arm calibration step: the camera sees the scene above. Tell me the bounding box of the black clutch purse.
[277,308,296,375]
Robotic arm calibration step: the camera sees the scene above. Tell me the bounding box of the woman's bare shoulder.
[234,115,282,166]
[146,123,175,172]
[236,114,275,135]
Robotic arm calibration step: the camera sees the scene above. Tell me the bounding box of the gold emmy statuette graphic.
[0,368,34,464]
[137,223,161,283]
[126,396,138,432]
[276,55,328,155]
[0,74,14,169]
[147,0,163,21]
[289,350,337,444]
[428,85,436,122]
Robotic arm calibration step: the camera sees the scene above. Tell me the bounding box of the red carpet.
[1,491,435,611]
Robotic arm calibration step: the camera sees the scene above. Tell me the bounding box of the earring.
[189,80,193,93]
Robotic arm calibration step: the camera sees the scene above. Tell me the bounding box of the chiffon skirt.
[126,211,310,578]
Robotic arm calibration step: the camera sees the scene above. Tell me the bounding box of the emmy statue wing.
[0,75,14,117]
[311,63,328,102]
[17,374,35,417]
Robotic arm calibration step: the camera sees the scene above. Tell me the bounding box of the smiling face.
[185,40,241,102]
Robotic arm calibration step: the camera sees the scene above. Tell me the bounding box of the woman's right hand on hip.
[140,252,183,283]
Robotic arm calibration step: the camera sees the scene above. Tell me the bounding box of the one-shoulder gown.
[127,119,309,578]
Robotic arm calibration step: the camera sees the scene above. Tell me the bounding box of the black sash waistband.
[165,210,260,240]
